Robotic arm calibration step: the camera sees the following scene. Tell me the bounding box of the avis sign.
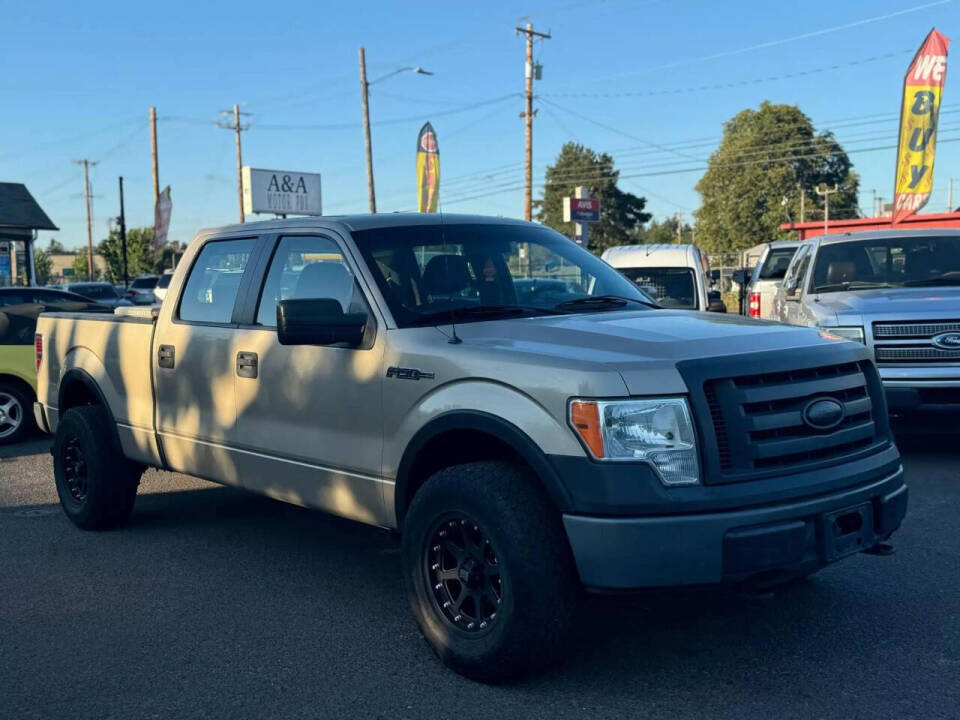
[562,197,601,223]
[893,29,950,223]
[242,167,322,216]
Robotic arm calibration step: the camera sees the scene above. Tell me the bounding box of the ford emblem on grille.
[932,332,960,350]
[802,398,845,430]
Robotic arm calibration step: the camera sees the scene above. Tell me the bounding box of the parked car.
[773,229,960,414]
[124,275,159,305]
[153,271,173,303]
[65,282,134,308]
[745,240,801,319]
[602,244,724,312]
[35,215,906,681]
[0,288,108,444]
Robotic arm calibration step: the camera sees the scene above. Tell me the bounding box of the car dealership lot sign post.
[563,187,600,246]
[242,168,322,216]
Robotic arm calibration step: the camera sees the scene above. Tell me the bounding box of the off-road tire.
[402,461,580,683]
[53,405,141,530]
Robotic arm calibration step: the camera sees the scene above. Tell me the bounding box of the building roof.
[0,183,58,231]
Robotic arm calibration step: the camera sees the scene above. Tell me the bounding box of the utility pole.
[218,104,250,223]
[516,22,550,223]
[815,183,839,234]
[150,106,159,205]
[73,159,97,279]
[118,176,129,288]
[675,212,684,244]
[949,178,954,212]
[799,187,806,223]
[359,47,376,213]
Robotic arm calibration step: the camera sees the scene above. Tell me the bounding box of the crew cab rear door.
[153,235,259,481]
[229,232,388,526]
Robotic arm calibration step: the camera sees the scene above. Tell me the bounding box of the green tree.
[45,238,65,254]
[71,253,99,281]
[536,142,651,254]
[98,226,156,283]
[694,101,859,253]
[34,248,52,284]
[636,216,694,245]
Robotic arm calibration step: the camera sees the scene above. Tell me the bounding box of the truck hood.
[813,286,960,324]
[449,310,836,393]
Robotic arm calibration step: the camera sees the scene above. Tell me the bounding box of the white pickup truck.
[34,215,907,681]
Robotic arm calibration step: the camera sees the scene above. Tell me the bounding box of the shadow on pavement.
[0,433,51,460]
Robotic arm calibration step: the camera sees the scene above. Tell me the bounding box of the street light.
[358,47,433,213]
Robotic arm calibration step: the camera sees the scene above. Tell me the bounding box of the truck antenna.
[448,308,462,344]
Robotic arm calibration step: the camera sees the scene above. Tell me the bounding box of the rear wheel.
[402,461,579,682]
[0,381,33,445]
[53,405,142,530]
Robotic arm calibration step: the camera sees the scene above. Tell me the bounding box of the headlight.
[569,398,700,486]
[819,325,865,343]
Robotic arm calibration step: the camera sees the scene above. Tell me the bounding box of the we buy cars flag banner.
[416,122,440,213]
[893,28,950,223]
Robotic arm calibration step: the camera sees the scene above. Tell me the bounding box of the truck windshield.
[812,235,960,293]
[351,223,653,326]
[617,267,697,309]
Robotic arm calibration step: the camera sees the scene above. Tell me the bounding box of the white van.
[602,244,720,311]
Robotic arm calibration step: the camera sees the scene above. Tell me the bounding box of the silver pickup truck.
[35,215,907,681]
[774,229,960,414]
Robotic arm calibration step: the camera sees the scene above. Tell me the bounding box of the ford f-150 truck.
[773,229,960,415]
[35,215,907,682]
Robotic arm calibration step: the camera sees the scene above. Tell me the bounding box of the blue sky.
[1,0,957,251]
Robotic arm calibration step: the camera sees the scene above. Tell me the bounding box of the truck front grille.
[873,320,960,365]
[700,360,885,482]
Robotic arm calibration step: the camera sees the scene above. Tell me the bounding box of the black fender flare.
[394,410,574,526]
[57,368,125,454]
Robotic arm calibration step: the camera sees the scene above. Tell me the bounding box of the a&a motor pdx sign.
[242,167,322,216]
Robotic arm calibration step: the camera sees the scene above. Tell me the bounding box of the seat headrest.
[421,254,471,298]
[826,261,856,285]
[294,262,354,310]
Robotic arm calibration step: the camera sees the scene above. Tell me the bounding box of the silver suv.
[36,215,907,681]
[774,229,960,413]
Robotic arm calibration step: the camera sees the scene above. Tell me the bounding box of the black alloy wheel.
[61,434,89,504]
[424,514,503,634]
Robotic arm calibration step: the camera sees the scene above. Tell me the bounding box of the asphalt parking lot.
[1,428,957,720]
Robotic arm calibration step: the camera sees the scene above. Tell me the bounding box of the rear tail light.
[35,333,43,371]
[748,292,761,318]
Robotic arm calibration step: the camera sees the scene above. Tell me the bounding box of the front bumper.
[563,466,906,590]
[33,402,50,434]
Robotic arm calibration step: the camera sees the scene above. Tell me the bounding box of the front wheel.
[402,461,580,682]
[53,405,142,530]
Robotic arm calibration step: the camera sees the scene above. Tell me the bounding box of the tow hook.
[862,541,896,556]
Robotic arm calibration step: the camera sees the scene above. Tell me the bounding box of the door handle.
[158,344,175,369]
[236,351,258,379]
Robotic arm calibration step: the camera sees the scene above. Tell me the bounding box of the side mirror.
[277,298,367,346]
[707,290,727,313]
[731,269,747,286]
[783,277,801,301]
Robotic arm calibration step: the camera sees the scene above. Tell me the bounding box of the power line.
[541,49,914,98]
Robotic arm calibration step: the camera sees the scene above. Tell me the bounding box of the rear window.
[757,247,799,280]
[157,274,172,289]
[178,239,254,323]
[618,267,698,309]
[131,277,158,289]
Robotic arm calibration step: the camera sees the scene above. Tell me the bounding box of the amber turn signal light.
[570,401,604,458]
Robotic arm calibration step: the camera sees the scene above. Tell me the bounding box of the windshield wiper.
[408,304,563,326]
[554,295,654,311]
[815,281,899,292]
[902,275,960,287]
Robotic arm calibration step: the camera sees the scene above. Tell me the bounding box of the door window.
[256,235,366,327]
[179,239,254,324]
